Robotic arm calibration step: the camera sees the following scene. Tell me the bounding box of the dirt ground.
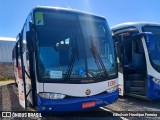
[0,80,160,120]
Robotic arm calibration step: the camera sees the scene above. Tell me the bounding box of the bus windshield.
[35,10,117,82]
[143,26,160,69]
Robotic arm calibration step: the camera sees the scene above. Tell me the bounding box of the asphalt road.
[0,81,160,120]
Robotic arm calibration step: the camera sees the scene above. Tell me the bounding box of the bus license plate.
[82,101,96,108]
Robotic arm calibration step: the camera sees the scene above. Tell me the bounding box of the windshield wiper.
[90,37,108,78]
[65,38,79,81]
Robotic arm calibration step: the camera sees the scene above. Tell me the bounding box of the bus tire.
[14,76,18,87]
[15,82,18,87]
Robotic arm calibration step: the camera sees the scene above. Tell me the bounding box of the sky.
[0,0,160,38]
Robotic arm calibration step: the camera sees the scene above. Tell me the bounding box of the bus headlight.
[39,93,66,99]
[152,78,160,86]
[106,85,118,93]
[50,93,66,99]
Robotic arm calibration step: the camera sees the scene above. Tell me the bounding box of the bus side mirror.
[145,33,155,50]
[26,31,35,52]
[133,32,155,50]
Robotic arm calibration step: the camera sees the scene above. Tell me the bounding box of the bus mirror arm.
[115,42,123,64]
[132,32,155,50]
[29,21,34,30]
[132,32,153,40]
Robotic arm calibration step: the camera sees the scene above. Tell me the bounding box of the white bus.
[12,6,118,112]
[112,22,160,100]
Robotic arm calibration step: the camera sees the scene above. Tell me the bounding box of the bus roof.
[0,37,16,41]
[32,6,105,20]
[111,22,160,31]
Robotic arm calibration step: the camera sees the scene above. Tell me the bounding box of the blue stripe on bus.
[37,90,119,112]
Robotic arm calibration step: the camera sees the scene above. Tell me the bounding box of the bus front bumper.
[37,90,118,112]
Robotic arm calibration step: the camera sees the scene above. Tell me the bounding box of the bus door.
[16,32,33,109]
[114,31,147,97]
[121,32,147,97]
[16,39,26,109]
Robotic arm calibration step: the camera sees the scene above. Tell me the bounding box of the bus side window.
[15,43,19,67]
[22,23,27,52]
[25,14,33,71]
[26,13,32,61]
[18,41,21,63]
